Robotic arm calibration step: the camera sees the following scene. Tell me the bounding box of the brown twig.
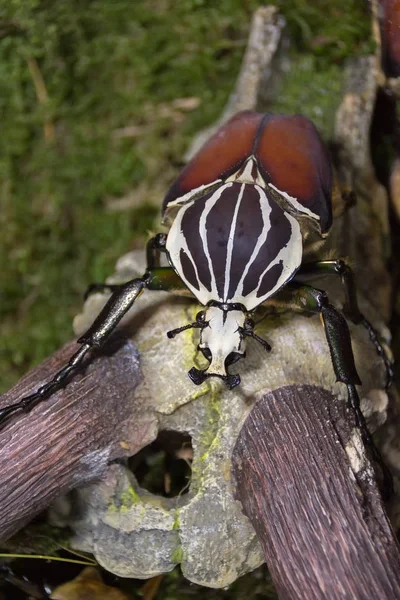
[0,334,157,542]
[26,55,55,144]
[232,385,400,600]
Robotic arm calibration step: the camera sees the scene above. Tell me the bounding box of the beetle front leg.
[276,282,392,498]
[0,267,187,429]
[146,233,167,268]
[0,277,147,428]
[84,233,167,299]
[295,259,393,388]
[84,283,123,299]
[0,344,91,424]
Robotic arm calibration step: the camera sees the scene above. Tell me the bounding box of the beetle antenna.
[240,319,272,352]
[167,310,208,339]
[167,321,203,339]
[245,331,272,352]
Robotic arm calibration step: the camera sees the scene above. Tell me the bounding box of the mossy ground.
[1,1,373,598]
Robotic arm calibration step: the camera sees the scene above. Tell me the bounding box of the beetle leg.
[77,277,147,347]
[0,344,92,425]
[0,267,188,429]
[83,234,168,299]
[294,259,393,388]
[84,283,123,300]
[275,282,392,498]
[146,233,168,268]
[0,277,147,428]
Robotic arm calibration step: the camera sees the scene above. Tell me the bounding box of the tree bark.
[232,385,400,600]
[0,334,157,542]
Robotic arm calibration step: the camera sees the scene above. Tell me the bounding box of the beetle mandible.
[0,111,393,489]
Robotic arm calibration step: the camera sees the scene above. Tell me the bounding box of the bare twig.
[26,55,55,144]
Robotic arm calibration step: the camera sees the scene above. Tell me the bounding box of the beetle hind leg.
[274,282,393,499]
[346,383,393,499]
[358,315,393,389]
[295,259,394,388]
[320,299,392,496]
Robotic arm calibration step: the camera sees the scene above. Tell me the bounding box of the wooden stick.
[0,334,156,542]
[232,385,400,600]
[26,55,55,143]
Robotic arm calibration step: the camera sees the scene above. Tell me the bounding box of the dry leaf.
[50,567,131,600]
[171,97,201,111]
[140,574,163,600]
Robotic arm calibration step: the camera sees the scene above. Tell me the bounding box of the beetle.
[0,111,392,490]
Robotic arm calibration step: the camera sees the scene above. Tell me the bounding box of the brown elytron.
[255,114,333,232]
[163,111,332,234]
[379,0,400,76]
[162,111,263,210]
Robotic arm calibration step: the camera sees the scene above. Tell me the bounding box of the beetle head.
[188,306,246,389]
[167,304,271,389]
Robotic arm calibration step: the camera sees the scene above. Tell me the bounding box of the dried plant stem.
[26,55,55,144]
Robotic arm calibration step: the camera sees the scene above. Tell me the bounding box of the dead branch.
[232,385,400,600]
[0,334,156,542]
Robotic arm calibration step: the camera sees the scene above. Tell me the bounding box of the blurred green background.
[0,0,373,394]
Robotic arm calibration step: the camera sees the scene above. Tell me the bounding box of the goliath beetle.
[0,111,392,490]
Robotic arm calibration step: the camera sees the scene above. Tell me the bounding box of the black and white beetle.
[0,111,393,489]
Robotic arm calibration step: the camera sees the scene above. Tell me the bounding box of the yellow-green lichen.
[120,485,141,508]
[107,501,118,514]
[189,387,210,403]
[108,485,147,514]
[172,513,181,530]
[199,382,222,451]
[171,547,184,564]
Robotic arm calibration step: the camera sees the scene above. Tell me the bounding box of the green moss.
[276,0,373,65]
[0,0,266,391]
[171,546,184,564]
[268,1,373,137]
[269,56,343,138]
[172,513,181,530]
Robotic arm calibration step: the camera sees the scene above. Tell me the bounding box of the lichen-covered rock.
[70,246,389,586]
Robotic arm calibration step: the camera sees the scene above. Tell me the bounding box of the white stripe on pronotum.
[198,183,233,300]
[167,181,302,311]
[234,185,272,302]
[223,183,245,302]
[231,185,302,310]
[268,182,320,221]
[166,199,205,300]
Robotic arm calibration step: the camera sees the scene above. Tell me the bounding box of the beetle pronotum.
[0,111,393,492]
